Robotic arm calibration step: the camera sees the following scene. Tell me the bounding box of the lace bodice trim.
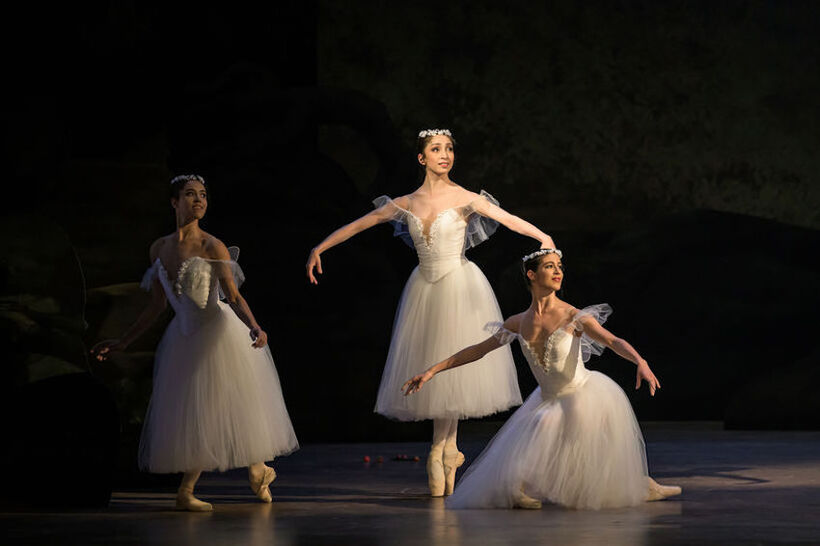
[140,247,245,306]
[484,304,613,371]
[372,190,500,250]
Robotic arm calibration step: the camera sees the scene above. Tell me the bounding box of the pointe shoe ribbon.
[251,466,277,503]
[175,487,213,512]
[442,449,465,496]
[427,448,445,497]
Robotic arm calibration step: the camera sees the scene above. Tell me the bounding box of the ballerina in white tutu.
[92,174,298,511]
[306,128,555,496]
[403,248,681,509]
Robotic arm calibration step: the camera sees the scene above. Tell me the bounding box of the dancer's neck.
[421,172,453,195]
[175,219,201,241]
[529,287,559,315]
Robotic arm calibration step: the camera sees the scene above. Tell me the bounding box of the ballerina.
[306,128,555,496]
[403,248,682,510]
[92,174,298,511]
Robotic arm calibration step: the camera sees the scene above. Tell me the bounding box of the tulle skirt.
[139,302,299,473]
[374,261,522,421]
[447,371,648,510]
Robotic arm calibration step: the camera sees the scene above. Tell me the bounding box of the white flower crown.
[522,248,563,262]
[418,128,453,138]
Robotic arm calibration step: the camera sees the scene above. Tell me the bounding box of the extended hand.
[540,235,556,250]
[402,371,433,396]
[306,249,323,285]
[90,339,125,362]
[636,362,661,396]
[250,327,268,348]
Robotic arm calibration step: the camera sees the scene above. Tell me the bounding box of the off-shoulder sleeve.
[373,195,414,248]
[139,261,160,291]
[213,260,246,300]
[462,189,500,250]
[484,321,518,346]
[570,304,613,362]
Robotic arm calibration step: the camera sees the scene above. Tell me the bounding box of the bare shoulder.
[204,235,231,260]
[149,235,171,262]
[392,194,412,210]
[502,313,525,333]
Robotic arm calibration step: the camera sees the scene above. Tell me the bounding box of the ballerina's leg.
[443,419,465,495]
[428,419,452,496]
[176,470,212,512]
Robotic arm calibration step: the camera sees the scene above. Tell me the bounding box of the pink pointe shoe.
[513,489,542,510]
[427,448,445,497]
[250,465,277,503]
[442,448,465,496]
[175,486,213,512]
[646,477,682,501]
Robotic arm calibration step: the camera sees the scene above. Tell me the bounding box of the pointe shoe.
[513,490,542,510]
[427,448,445,497]
[175,487,213,512]
[646,477,682,501]
[442,448,465,496]
[250,466,277,503]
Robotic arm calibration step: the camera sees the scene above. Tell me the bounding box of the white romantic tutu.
[374,260,522,421]
[138,255,298,473]
[447,372,648,510]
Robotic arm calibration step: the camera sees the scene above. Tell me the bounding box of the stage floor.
[3,422,820,545]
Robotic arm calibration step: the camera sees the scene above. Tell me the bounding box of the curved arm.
[579,316,662,395]
[307,200,403,284]
[90,276,168,361]
[118,282,168,348]
[402,335,504,395]
[471,197,555,248]
[212,242,267,348]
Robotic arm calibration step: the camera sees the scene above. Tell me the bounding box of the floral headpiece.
[170,174,205,185]
[522,248,563,262]
[418,128,453,138]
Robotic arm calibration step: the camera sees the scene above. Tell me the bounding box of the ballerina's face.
[418,136,455,176]
[528,253,564,291]
[172,180,208,221]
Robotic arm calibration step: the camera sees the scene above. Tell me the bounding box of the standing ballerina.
[403,248,682,509]
[306,129,555,496]
[92,175,298,511]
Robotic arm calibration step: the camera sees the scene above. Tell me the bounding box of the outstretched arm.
[578,317,661,396]
[403,335,506,395]
[471,196,555,249]
[306,197,407,284]
[91,241,168,361]
[211,240,268,348]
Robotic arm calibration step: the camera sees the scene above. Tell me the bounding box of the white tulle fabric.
[372,192,522,420]
[137,254,298,473]
[447,304,649,510]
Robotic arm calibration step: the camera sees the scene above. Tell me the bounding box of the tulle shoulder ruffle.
[484,321,518,346]
[460,189,500,250]
[372,195,414,248]
[140,261,161,291]
[570,303,613,362]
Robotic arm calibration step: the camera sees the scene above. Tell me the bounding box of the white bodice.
[487,304,613,399]
[519,329,590,398]
[141,254,245,336]
[406,209,470,282]
[373,191,500,283]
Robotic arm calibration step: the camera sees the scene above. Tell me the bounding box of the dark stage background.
[2,1,819,499]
